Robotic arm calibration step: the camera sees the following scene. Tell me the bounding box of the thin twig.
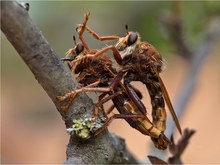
[149,14,220,160]
[148,128,196,164]
[167,17,220,138]
[159,1,192,59]
[168,128,196,164]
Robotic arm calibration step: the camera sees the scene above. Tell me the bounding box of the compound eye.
[127,32,138,46]
[75,43,84,55]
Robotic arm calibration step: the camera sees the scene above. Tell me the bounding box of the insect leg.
[97,70,120,102]
[123,73,147,115]
[92,73,125,119]
[57,80,100,101]
[72,44,123,65]
[105,104,115,115]
[77,13,119,52]
[129,85,143,99]
[90,45,123,65]
[93,91,121,120]
[77,12,90,51]
[93,113,145,136]
[83,25,120,41]
[76,18,123,64]
[57,80,114,112]
[105,66,143,100]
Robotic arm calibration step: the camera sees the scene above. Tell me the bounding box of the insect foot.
[57,90,79,112]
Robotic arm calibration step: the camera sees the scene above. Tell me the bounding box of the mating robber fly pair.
[57,13,182,150]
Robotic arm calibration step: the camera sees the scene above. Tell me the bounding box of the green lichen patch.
[66,111,107,139]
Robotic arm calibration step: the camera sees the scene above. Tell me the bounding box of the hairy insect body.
[112,93,169,150]
[117,40,167,133]
[74,53,115,86]
[58,13,178,150]
[71,51,170,148]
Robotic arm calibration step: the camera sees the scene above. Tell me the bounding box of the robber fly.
[76,17,182,138]
[58,13,170,150]
[114,26,182,136]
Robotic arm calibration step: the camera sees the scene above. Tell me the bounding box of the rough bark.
[1,0,138,164]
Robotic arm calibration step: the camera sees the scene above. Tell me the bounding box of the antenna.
[73,35,77,45]
[125,24,129,35]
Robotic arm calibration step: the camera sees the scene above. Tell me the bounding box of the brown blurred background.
[1,1,220,164]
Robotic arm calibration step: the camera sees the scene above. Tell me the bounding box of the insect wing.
[157,74,182,135]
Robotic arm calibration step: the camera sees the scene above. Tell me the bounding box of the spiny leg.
[58,86,114,112]
[57,80,100,101]
[102,67,147,115]
[77,24,120,41]
[76,23,124,65]
[93,45,122,64]
[77,12,90,51]
[76,13,122,65]
[57,81,99,111]
[105,66,143,100]
[93,91,121,120]
[93,113,146,136]
[73,44,123,65]
[58,74,122,114]
[76,13,119,51]
[96,71,124,104]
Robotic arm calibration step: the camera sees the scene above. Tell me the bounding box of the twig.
[159,1,192,59]
[148,155,168,165]
[168,128,196,164]
[167,16,220,138]
[1,0,139,164]
[148,128,196,164]
[149,9,220,159]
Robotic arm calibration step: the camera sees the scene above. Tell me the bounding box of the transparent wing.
[157,73,182,135]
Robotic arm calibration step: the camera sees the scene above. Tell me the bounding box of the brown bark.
[1,0,138,164]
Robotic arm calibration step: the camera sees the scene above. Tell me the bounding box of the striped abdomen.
[145,74,167,132]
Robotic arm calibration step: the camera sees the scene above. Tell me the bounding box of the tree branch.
[150,7,220,159]
[166,13,220,140]
[1,0,138,164]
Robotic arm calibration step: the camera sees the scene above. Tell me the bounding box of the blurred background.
[1,1,220,164]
